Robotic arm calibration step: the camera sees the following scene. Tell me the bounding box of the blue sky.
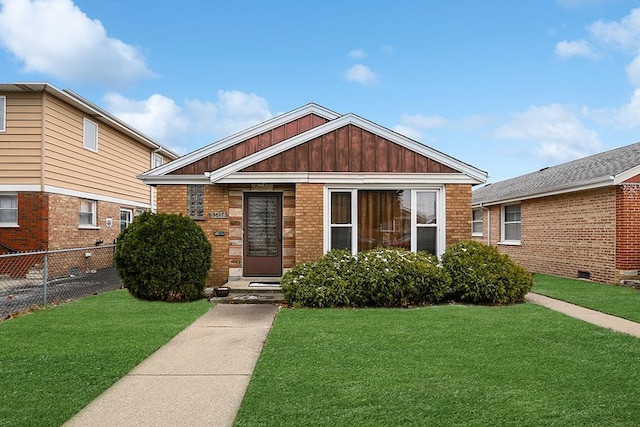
[2,0,640,182]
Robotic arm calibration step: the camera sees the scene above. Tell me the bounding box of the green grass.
[235,305,640,426]
[533,274,640,323]
[0,290,211,427]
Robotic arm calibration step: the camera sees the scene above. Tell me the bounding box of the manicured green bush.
[282,248,450,308]
[281,249,355,308]
[441,241,533,304]
[114,212,211,302]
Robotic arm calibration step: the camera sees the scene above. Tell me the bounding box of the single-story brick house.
[140,103,487,286]
[472,141,640,284]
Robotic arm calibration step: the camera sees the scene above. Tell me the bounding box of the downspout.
[40,91,46,192]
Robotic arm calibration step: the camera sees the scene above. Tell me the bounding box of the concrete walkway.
[64,304,279,427]
[525,292,640,338]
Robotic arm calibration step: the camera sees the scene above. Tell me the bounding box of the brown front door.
[243,192,282,277]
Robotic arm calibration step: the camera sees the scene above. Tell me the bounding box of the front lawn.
[533,274,640,323]
[0,290,211,427]
[235,305,640,426]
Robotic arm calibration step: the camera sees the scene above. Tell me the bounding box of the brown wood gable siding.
[242,124,461,174]
[170,113,329,175]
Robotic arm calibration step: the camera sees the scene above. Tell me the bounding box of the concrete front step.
[209,293,284,304]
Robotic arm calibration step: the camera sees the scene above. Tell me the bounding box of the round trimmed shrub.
[441,241,533,304]
[281,249,355,308]
[114,212,212,302]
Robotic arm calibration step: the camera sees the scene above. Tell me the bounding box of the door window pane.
[247,196,278,257]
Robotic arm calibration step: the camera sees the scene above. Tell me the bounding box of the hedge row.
[282,241,533,308]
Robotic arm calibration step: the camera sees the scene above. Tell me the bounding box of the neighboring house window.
[83,118,98,152]
[79,199,97,227]
[187,184,205,219]
[501,204,521,243]
[0,95,6,132]
[0,194,17,226]
[120,209,133,233]
[327,188,442,256]
[472,208,483,236]
[152,153,163,168]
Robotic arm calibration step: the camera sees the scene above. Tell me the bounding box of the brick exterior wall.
[0,192,139,252]
[295,183,324,264]
[0,192,49,252]
[616,184,640,281]
[445,184,472,248]
[157,184,229,287]
[476,187,619,284]
[47,194,130,250]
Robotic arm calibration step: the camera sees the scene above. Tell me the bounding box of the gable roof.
[473,141,640,206]
[140,103,488,185]
[0,82,178,159]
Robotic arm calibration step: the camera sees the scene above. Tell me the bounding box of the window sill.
[498,240,521,246]
[471,233,483,237]
[0,223,19,228]
[79,225,101,230]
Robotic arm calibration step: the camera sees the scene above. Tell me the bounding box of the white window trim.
[83,118,98,152]
[152,153,163,169]
[79,199,99,229]
[0,193,18,228]
[472,208,483,237]
[120,208,133,232]
[0,96,6,133]
[499,203,521,245]
[324,186,446,257]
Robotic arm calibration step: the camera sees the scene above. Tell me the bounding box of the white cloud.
[348,49,365,59]
[495,104,603,162]
[0,0,154,85]
[555,39,598,58]
[588,88,640,128]
[393,113,448,141]
[185,90,272,136]
[104,90,272,154]
[345,64,378,86]
[588,7,640,52]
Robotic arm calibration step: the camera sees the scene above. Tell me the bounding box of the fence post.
[43,252,48,307]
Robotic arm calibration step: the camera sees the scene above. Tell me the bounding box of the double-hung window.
[472,208,483,236]
[79,199,97,227]
[327,188,442,256]
[0,96,6,132]
[83,118,98,152]
[120,209,133,233]
[0,194,17,226]
[501,204,521,243]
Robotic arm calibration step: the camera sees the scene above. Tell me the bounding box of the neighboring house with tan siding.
[139,103,487,286]
[0,83,177,252]
[472,142,640,285]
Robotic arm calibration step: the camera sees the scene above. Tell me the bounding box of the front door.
[243,192,282,277]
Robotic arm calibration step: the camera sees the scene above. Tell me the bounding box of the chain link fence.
[0,245,121,320]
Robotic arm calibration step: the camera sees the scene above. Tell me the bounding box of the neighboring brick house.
[0,83,177,253]
[140,103,487,286]
[472,142,640,284]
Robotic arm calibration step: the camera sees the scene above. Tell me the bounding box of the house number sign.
[209,211,228,219]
